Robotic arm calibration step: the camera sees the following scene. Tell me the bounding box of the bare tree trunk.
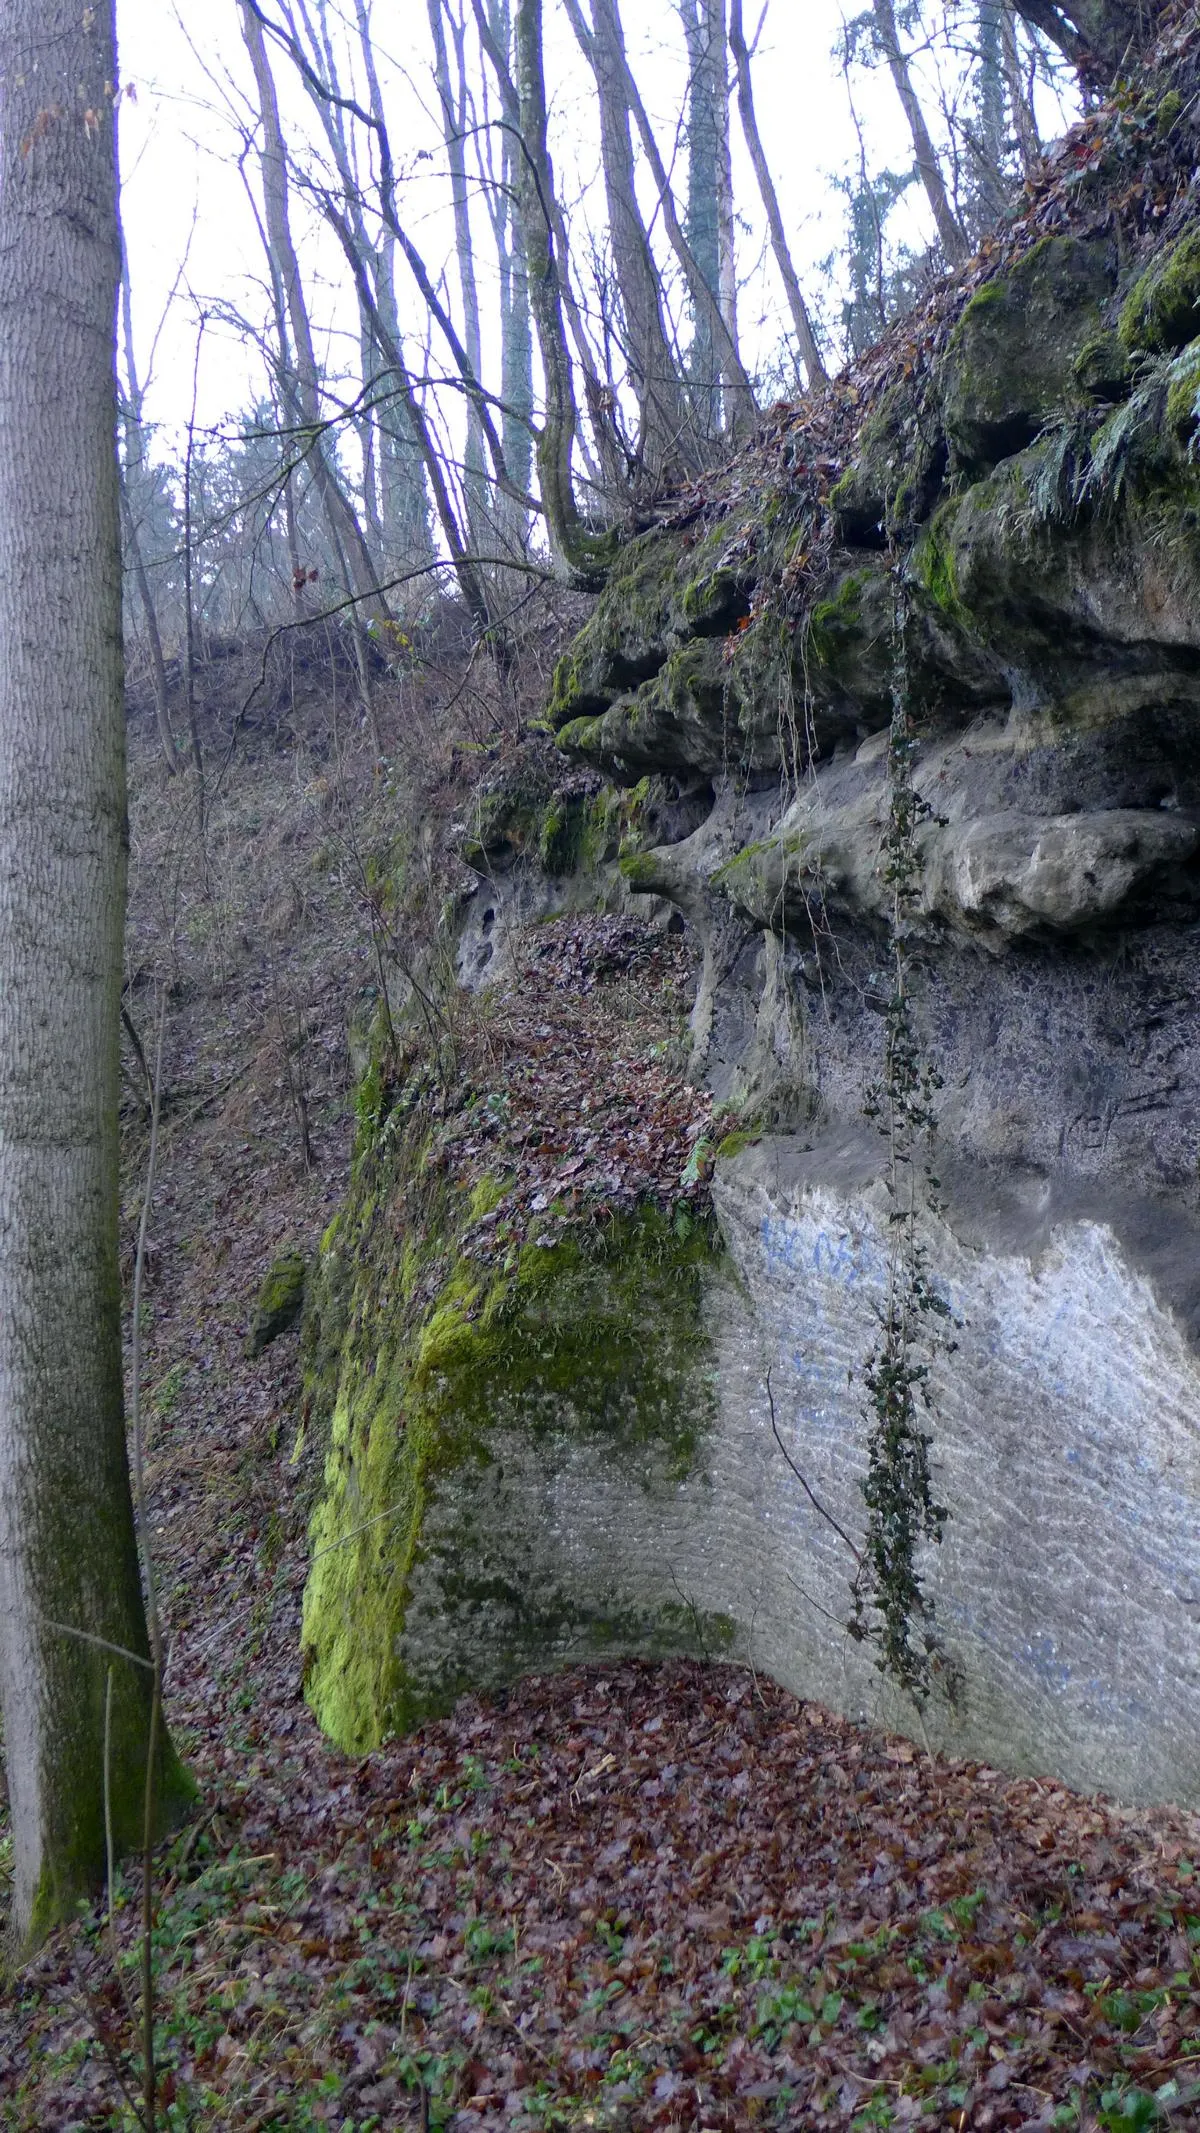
[118,258,179,774]
[0,0,191,1955]
[470,0,625,492]
[492,7,534,538]
[606,16,757,430]
[728,0,826,388]
[429,0,490,540]
[680,0,743,431]
[472,0,536,543]
[238,0,391,627]
[563,0,696,481]
[321,0,439,575]
[513,0,613,581]
[709,0,738,357]
[325,202,497,632]
[872,0,970,266]
[1001,4,1042,178]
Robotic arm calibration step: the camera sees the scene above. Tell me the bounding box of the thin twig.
[131,993,168,2133]
[37,1619,154,1670]
[765,1368,864,1566]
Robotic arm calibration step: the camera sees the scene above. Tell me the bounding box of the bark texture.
[514,0,611,582]
[564,0,696,480]
[0,0,190,1952]
[872,0,970,266]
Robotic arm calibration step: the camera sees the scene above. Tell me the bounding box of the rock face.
[248,1251,307,1356]
[300,81,1200,1802]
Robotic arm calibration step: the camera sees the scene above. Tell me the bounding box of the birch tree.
[0,0,191,1952]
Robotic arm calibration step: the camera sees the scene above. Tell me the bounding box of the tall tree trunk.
[872,0,971,266]
[680,0,740,430]
[325,202,497,632]
[1001,3,1042,178]
[496,34,534,535]
[372,232,436,572]
[728,0,826,388]
[238,0,391,627]
[334,1,435,571]
[513,0,612,582]
[709,0,738,357]
[119,477,179,775]
[0,0,191,1954]
[604,18,756,431]
[563,0,696,481]
[470,0,625,492]
[428,0,490,541]
[972,0,1010,223]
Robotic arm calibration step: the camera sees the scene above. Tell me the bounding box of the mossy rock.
[546,529,689,730]
[1119,229,1200,355]
[800,554,999,733]
[536,784,649,874]
[1165,338,1200,441]
[557,637,742,780]
[907,420,1200,677]
[555,711,614,769]
[546,522,737,732]
[619,849,667,893]
[1072,331,1133,403]
[680,562,750,634]
[942,236,1116,475]
[805,567,887,697]
[463,779,550,870]
[828,381,947,543]
[249,1251,307,1355]
[300,1169,729,1751]
[909,498,973,629]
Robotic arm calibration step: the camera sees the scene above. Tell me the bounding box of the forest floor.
[2,661,1200,2133]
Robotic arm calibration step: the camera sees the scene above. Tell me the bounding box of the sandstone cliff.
[299,13,1200,1804]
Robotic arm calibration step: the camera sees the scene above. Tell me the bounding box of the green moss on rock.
[536,783,651,876]
[248,1251,307,1355]
[680,563,748,633]
[300,1101,728,1752]
[1072,331,1133,403]
[619,850,665,892]
[943,236,1116,474]
[829,381,947,541]
[806,569,871,669]
[1165,338,1200,441]
[1120,229,1200,355]
[463,782,546,869]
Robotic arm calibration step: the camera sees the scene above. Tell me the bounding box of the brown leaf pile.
[437,915,715,1262]
[7,1657,1200,2130]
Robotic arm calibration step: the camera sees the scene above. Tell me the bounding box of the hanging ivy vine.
[848,566,955,1705]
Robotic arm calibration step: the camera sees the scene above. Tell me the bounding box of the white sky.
[113,3,1072,453]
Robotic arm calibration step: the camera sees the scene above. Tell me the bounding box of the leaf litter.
[3,887,1200,2132]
